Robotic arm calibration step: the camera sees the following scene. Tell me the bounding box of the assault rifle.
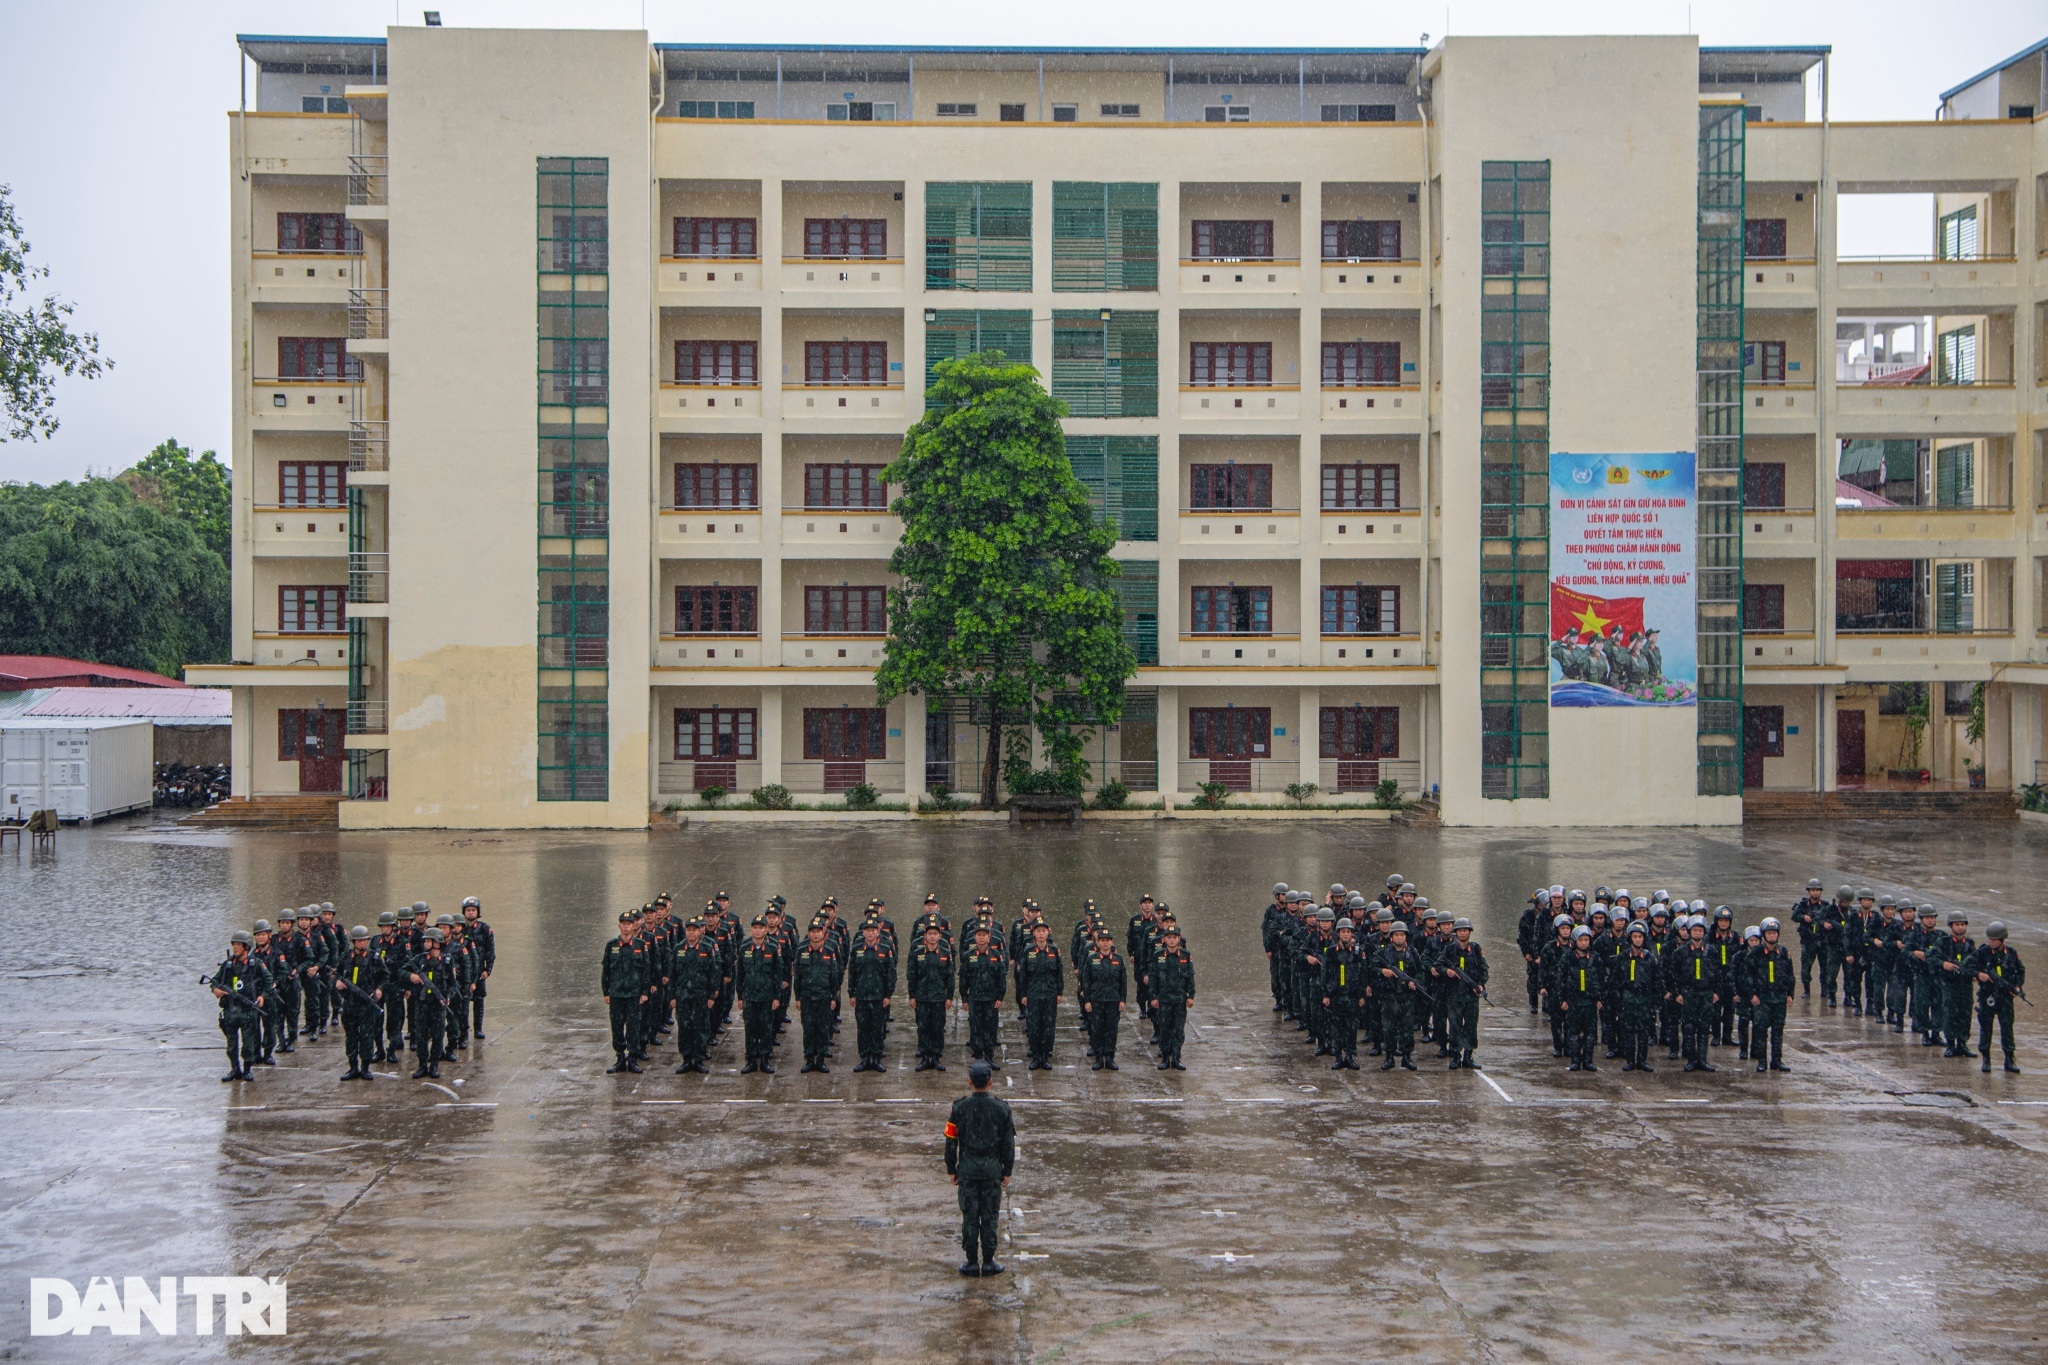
[1979,973,2033,1008]
[326,967,383,1009]
[201,972,262,1011]
[1442,967,1497,1007]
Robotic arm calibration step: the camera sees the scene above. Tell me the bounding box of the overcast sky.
[1,0,2040,484]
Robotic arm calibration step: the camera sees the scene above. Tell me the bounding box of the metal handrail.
[348,420,389,472]
[347,700,389,734]
[347,154,388,207]
[347,288,389,340]
[348,552,389,604]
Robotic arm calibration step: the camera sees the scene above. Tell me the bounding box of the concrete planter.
[1009,793,1083,825]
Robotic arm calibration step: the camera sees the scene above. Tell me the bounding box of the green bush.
[1092,779,1130,810]
[844,783,881,811]
[1192,781,1229,810]
[2021,782,2048,813]
[1284,781,1319,804]
[749,783,794,810]
[697,785,726,807]
[1373,777,1402,808]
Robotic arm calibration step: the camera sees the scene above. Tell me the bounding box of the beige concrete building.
[194,28,2048,827]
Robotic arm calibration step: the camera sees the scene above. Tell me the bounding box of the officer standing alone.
[944,1059,1016,1278]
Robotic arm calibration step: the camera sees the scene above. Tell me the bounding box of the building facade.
[195,28,2048,828]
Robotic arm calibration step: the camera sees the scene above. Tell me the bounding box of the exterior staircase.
[183,795,344,831]
[1743,789,2015,822]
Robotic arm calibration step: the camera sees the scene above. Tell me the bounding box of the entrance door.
[1321,705,1399,791]
[280,709,345,793]
[1188,707,1271,791]
[1743,705,1784,789]
[804,707,886,790]
[1836,709,1866,783]
[925,709,953,789]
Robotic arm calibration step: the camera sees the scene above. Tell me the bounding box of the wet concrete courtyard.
[2,814,2046,1362]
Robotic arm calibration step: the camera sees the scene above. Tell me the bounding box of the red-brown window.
[675,707,757,759]
[1322,463,1400,510]
[278,708,346,760]
[279,461,347,508]
[1321,585,1400,635]
[805,463,889,508]
[1188,706,1271,758]
[1745,340,1786,384]
[804,341,889,386]
[674,216,757,257]
[1743,462,1786,510]
[1189,464,1272,510]
[805,586,887,634]
[676,586,758,634]
[1191,220,1274,260]
[804,218,887,258]
[1322,341,1401,386]
[674,462,758,509]
[1190,586,1271,634]
[1189,342,1270,386]
[675,340,757,385]
[1321,220,1401,261]
[1320,706,1399,758]
[277,212,363,254]
[803,707,887,760]
[1743,583,1786,632]
[277,337,361,381]
[279,585,344,634]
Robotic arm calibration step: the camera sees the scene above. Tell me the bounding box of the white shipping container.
[1,718,155,823]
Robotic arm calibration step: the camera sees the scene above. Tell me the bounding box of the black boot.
[1400,1054,1416,1071]
[1465,1051,1481,1070]
[1982,1054,1993,1074]
[1380,1054,1396,1071]
[2005,1053,2021,1074]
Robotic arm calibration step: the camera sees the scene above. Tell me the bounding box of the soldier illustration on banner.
[1548,453,1697,707]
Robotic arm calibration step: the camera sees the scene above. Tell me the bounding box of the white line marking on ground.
[724,1098,765,1104]
[1663,1098,1711,1104]
[641,1099,687,1105]
[422,1082,459,1099]
[1223,1097,1287,1104]
[1478,1073,1514,1104]
[1383,1098,1440,1105]
[873,1097,921,1104]
[802,1098,843,1104]
[434,1102,497,1109]
[1998,1099,2048,1106]
[1131,1097,1184,1104]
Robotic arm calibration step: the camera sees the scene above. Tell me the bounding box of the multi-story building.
[192,27,2048,828]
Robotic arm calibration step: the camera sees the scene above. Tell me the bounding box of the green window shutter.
[1938,204,1978,261]
[1108,436,1158,541]
[925,309,1032,391]
[1935,562,1973,634]
[1114,559,1159,664]
[1053,182,1157,292]
[1052,311,1108,414]
[927,182,1032,292]
[1937,327,1977,385]
[1935,444,1974,508]
[1108,312,1159,416]
[1067,436,1108,525]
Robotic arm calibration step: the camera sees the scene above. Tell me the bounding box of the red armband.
[944,1122,958,1139]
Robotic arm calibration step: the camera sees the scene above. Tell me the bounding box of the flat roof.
[1940,36,2048,103]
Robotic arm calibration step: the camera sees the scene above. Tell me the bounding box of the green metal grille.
[924,309,1032,389]
[1478,160,1551,799]
[925,183,1032,292]
[1052,183,1159,292]
[536,156,609,802]
[1065,436,1158,541]
[1052,310,1158,417]
[1113,559,1159,664]
[1697,106,1745,796]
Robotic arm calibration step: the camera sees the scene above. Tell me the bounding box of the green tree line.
[0,440,230,677]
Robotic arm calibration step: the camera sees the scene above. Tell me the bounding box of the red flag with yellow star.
[1550,583,1645,642]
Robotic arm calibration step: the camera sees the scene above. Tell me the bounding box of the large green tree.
[121,439,232,561]
[0,185,109,442]
[877,352,1136,807]
[0,452,230,677]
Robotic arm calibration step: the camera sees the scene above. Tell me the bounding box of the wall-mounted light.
[923,309,937,324]
[424,11,442,25]
[1099,307,1112,322]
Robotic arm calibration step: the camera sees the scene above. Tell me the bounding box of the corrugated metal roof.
[0,656,185,688]
[1940,36,2048,104]
[24,688,231,721]
[0,715,154,732]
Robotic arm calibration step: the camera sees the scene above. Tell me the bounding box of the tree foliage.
[121,439,232,561]
[877,352,1137,806]
[0,452,230,677]
[0,185,110,442]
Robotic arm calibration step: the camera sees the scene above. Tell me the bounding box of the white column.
[232,686,254,798]
[902,694,927,804]
[758,685,783,789]
[1298,684,1320,788]
[1156,685,1181,803]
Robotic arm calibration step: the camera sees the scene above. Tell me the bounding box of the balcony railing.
[347,154,388,207]
[348,420,389,471]
[347,699,389,734]
[348,551,389,603]
[347,289,389,340]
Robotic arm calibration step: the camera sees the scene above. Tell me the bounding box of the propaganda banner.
[1548,452,1696,707]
